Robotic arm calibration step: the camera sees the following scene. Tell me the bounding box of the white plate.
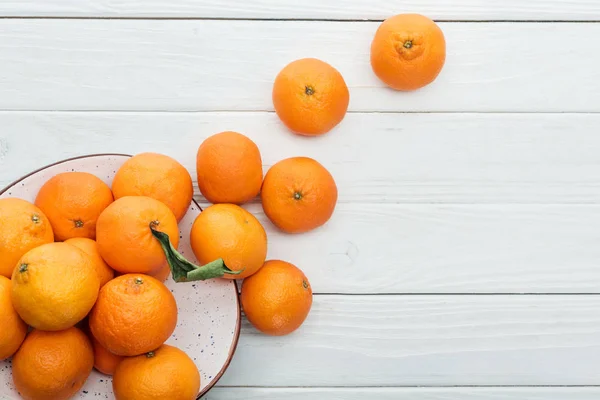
[0,154,241,399]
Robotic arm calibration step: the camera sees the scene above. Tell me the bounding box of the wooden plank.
[1,0,599,20]
[246,203,600,294]
[3,112,600,293]
[2,111,600,205]
[217,295,600,386]
[1,21,599,112]
[206,387,600,400]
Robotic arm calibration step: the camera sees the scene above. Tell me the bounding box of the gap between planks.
[310,293,600,296]
[215,385,600,388]
[203,387,600,400]
[3,110,600,114]
[3,17,600,22]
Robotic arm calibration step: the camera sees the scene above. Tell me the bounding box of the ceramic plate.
[0,154,241,399]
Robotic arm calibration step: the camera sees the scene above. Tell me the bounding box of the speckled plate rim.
[0,153,242,399]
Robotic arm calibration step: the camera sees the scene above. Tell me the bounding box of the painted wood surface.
[2,112,600,205]
[249,202,600,294]
[0,21,599,112]
[3,113,600,293]
[205,387,600,400]
[2,0,600,397]
[1,0,599,20]
[216,295,600,386]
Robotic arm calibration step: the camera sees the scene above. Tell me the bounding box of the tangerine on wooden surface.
[0,276,27,361]
[272,57,349,136]
[370,13,446,91]
[196,131,263,204]
[113,344,200,400]
[96,196,180,275]
[190,203,267,279]
[11,242,100,331]
[34,171,114,241]
[12,327,94,400]
[89,273,178,357]
[112,152,194,222]
[241,260,313,336]
[0,198,54,278]
[261,156,338,233]
[65,237,114,288]
[91,335,124,376]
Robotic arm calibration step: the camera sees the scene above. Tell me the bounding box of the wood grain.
[246,203,600,294]
[4,112,600,294]
[0,21,599,112]
[206,387,600,400]
[1,0,599,20]
[217,295,600,386]
[2,111,600,205]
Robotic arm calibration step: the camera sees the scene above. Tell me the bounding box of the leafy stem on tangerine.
[150,224,243,283]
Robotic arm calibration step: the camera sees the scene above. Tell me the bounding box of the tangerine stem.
[150,225,243,283]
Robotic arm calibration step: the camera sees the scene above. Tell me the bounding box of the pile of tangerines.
[0,13,445,400]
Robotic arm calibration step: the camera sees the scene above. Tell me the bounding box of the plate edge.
[0,152,132,196]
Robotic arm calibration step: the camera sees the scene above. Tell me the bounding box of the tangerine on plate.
[241,260,313,336]
[196,131,263,205]
[190,203,267,279]
[11,242,100,331]
[273,57,349,136]
[0,276,27,361]
[370,13,446,91]
[65,237,114,288]
[113,344,200,400]
[12,327,94,400]
[261,156,338,233]
[34,171,114,241]
[89,274,178,357]
[150,263,171,282]
[0,198,54,278]
[112,152,194,222]
[91,335,124,376]
[96,196,180,275]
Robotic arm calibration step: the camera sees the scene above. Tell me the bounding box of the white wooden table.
[2,1,600,399]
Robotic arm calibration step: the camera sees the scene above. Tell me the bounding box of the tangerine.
[370,13,446,91]
[113,344,200,400]
[96,196,180,275]
[0,276,27,361]
[91,335,124,376]
[0,198,54,278]
[241,260,313,336]
[261,157,337,233]
[11,242,99,331]
[196,131,263,205]
[273,58,349,135]
[89,274,178,357]
[190,203,267,279]
[150,264,171,282]
[12,327,94,400]
[112,152,193,222]
[65,237,114,288]
[34,171,113,241]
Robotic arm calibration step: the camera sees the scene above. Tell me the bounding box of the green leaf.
[150,226,242,282]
